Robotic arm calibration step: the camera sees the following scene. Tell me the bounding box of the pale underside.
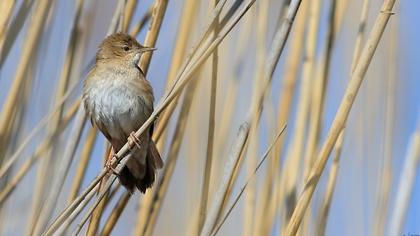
[83,63,154,179]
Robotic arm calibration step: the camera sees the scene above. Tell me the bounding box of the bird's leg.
[127,132,142,149]
[105,148,120,176]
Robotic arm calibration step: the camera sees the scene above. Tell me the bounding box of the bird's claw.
[105,154,119,176]
[128,132,142,149]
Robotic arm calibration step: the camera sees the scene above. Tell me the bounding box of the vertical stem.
[197,0,219,233]
[139,0,169,74]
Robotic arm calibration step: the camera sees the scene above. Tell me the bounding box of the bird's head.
[96,32,156,65]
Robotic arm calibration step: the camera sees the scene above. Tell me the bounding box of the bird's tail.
[118,141,163,193]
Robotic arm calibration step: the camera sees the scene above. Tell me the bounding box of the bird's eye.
[123,45,130,51]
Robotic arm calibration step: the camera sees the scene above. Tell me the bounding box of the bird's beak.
[140,47,157,53]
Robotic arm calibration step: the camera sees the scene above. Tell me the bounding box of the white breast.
[84,71,149,140]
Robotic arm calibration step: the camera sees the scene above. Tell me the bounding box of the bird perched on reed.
[83,32,163,193]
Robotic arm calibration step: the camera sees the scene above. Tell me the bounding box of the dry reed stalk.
[212,1,252,160]
[162,0,200,87]
[184,88,202,236]
[278,1,321,233]
[70,173,119,236]
[32,106,87,236]
[99,191,131,236]
[195,5,253,202]
[68,140,141,235]
[129,6,153,37]
[334,0,349,36]
[301,0,337,233]
[315,134,341,236]
[139,0,168,74]
[256,2,309,234]
[53,184,100,236]
[0,0,16,59]
[69,155,136,235]
[244,1,269,235]
[350,0,371,73]
[315,0,370,233]
[282,0,321,219]
[0,99,80,180]
[389,114,420,236]
[285,0,398,234]
[123,0,138,32]
[217,136,249,226]
[212,125,287,236]
[200,121,250,236]
[43,170,108,235]
[197,0,220,233]
[0,0,35,67]
[373,8,397,235]
[0,0,53,162]
[86,145,113,236]
[0,62,83,177]
[212,77,238,165]
[0,102,80,205]
[152,0,218,150]
[303,0,337,179]
[117,0,126,32]
[253,96,278,236]
[68,127,98,202]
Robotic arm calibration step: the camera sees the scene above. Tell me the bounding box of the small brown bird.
[83,33,163,193]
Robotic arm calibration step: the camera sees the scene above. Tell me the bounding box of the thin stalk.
[259,1,309,234]
[0,103,79,205]
[281,0,322,228]
[153,0,220,151]
[197,0,219,233]
[123,0,137,32]
[389,113,420,236]
[314,0,370,233]
[43,171,108,235]
[139,0,169,74]
[53,184,100,236]
[100,191,132,236]
[0,99,80,180]
[200,122,251,236]
[68,127,98,202]
[129,6,153,37]
[0,0,16,61]
[212,125,287,236]
[86,145,112,236]
[316,132,342,236]
[244,1,269,235]
[373,7,397,235]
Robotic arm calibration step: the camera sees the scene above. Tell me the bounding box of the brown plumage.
[82,33,163,193]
